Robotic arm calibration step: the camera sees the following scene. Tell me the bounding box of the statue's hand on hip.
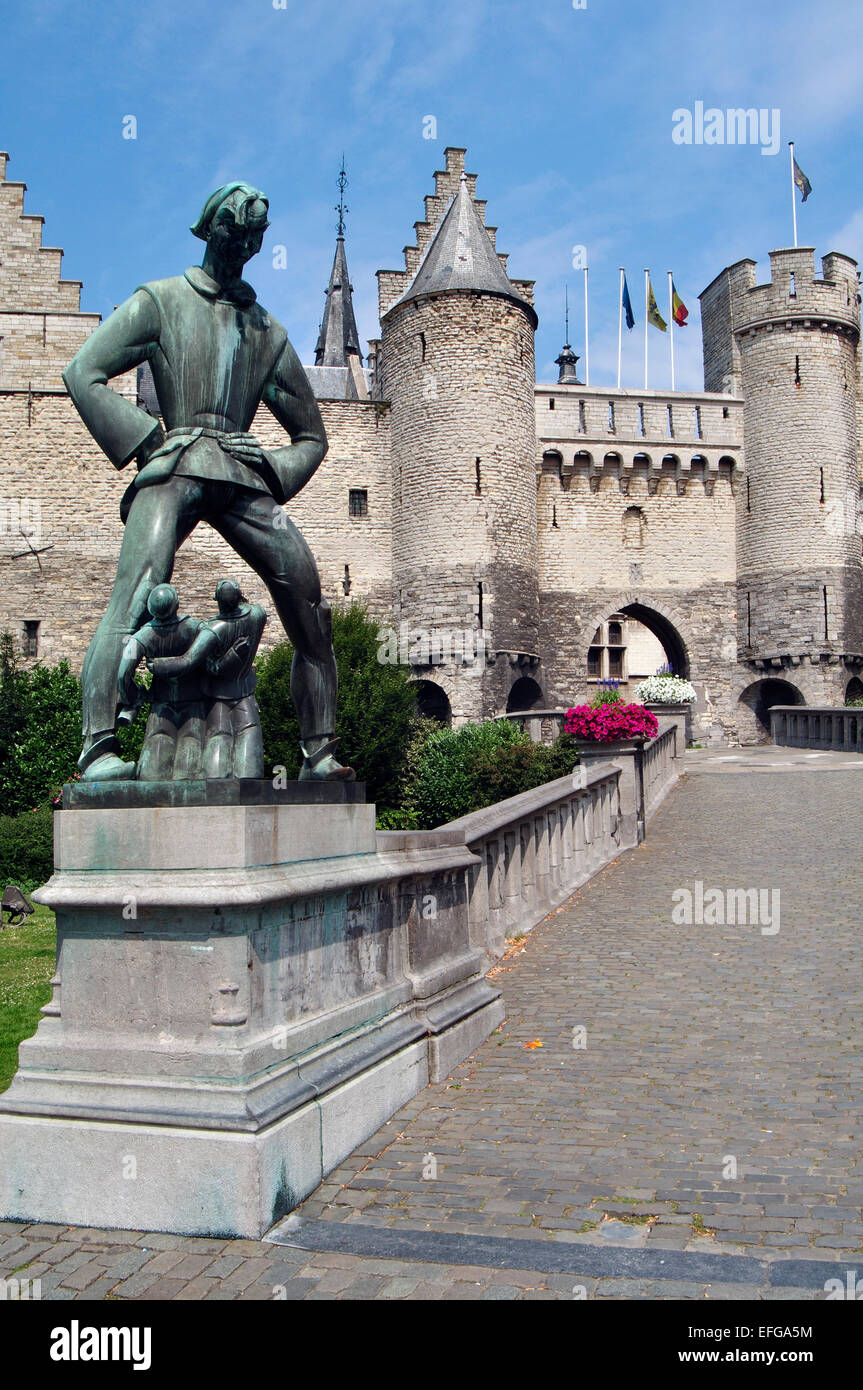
[223,432,265,468]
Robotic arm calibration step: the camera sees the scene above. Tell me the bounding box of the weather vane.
[564,283,570,344]
[336,156,348,238]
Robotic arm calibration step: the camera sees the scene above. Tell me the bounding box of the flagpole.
[668,270,675,391]
[617,268,624,390]
[789,141,798,248]
[583,265,590,387]
[639,268,644,394]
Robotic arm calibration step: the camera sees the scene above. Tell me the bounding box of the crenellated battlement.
[712,247,859,337]
[536,384,743,493]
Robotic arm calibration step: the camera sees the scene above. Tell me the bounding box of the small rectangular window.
[23,620,39,658]
[549,397,555,410]
[637,403,645,436]
[694,406,702,439]
[587,647,602,677]
[666,405,674,437]
[349,489,368,518]
[608,402,615,432]
[608,648,624,679]
[578,401,586,432]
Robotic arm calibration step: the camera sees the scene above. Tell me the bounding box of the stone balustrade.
[383,715,684,959]
[643,722,683,818]
[499,708,568,743]
[770,705,863,752]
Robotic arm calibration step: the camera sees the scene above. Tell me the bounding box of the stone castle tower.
[375,148,541,722]
[701,248,863,707]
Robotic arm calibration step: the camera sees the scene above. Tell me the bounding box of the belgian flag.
[672,281,688,327]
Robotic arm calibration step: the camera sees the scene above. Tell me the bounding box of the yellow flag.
[647,279,667,332]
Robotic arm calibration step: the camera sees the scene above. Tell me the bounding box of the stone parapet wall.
[535,384,744,461]
[771,704,863,751]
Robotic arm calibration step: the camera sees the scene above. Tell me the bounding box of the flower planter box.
[575,737,647,759]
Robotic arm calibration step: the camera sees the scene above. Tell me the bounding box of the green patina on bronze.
[63,182,354,785]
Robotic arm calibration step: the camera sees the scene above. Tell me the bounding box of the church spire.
[314,158,363,367]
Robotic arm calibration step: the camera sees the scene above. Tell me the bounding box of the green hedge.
[0,804,54,894]
[405,718,579,829]
[255,604,418,808]
[0,630,147,820]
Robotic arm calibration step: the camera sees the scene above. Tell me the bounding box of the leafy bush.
[564,703,659,743]
[255,604,418,807]
[0,804,54,893]
[405,719,579,829]
[0,634,79,816]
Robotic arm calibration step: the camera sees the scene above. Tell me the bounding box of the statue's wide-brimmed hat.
[191,183,270,241]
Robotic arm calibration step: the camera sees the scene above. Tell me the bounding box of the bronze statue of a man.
[63,181,353,782]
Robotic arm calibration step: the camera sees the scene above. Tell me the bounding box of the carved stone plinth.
[0,796,502,1237]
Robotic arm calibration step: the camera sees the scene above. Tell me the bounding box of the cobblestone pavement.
[3,749,862,1300]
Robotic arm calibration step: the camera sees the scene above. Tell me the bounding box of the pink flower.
[564,702,658,743]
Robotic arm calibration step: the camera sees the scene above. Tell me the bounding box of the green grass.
[0,905,56,1092]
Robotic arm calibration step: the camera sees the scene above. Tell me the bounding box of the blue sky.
[3,0,862,391]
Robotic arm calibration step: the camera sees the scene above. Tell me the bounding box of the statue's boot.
[78,732,137,782]
[298,736,355,782]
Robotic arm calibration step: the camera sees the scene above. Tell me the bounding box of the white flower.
[635,675,696,705]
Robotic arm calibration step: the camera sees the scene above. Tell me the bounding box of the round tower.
[378,151,540,722]
[701,246,863,704]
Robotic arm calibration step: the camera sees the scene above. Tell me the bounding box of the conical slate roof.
[315,235,362,366]
[393,175,535,322]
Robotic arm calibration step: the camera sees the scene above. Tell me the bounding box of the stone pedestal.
[645,701,693,746]
[0,785,502,1237]
[576,739,646,844]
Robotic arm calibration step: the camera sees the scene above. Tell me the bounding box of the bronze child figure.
[148,578,268,781]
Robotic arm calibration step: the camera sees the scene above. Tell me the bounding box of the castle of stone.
[2,144,861,745]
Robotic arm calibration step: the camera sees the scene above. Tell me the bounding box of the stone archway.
[846,676,863,705]
[617,601,689,678]
[412,679,452,725]
[507,676,544,712]
[582,596,691,685]
[737,678,804,744]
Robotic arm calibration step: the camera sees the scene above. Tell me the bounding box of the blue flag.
[622,274,635,330]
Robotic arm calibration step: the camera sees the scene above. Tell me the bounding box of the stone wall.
[534,387,741,737]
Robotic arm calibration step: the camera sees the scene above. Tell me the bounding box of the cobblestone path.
[3,752,862,1299]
